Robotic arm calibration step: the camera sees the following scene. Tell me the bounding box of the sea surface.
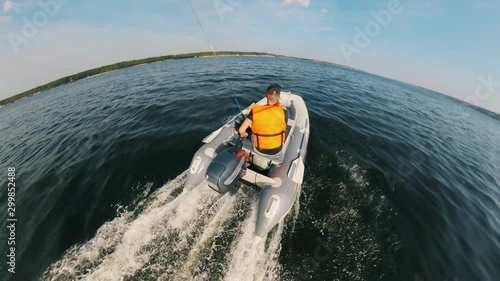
[0,56,499,281]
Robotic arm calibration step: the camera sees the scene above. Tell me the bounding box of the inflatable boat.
[184,91,309,238]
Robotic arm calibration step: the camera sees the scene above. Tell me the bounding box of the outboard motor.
[206,143,247,194]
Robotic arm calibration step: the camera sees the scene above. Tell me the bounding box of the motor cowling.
[206,145,247,194]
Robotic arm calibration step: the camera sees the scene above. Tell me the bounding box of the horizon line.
[1,50,498,119]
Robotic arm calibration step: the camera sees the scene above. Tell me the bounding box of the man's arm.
[238,118,252,138]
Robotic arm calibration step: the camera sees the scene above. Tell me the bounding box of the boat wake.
[41,172,290,281]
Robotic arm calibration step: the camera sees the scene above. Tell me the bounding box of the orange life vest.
[250,104,286,150]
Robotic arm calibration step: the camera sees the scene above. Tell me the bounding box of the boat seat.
[251,146,286,166]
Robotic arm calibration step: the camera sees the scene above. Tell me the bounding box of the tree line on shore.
[2,51,499,122]
[0,51,282,107]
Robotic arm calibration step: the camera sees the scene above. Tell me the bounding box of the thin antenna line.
[186,0,242,113]
[187,0,215,56]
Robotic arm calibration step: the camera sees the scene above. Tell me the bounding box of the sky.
[0,0,499,113]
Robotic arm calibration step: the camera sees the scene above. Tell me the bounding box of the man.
[238,84,287,156]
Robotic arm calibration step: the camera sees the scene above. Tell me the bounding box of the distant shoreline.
[0,50,367,107]
[1,51,499,122]
[0,51,299,107]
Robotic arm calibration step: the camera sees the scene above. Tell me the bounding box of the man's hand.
[238,118,252,139]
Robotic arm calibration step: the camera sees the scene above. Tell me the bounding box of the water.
[0,56,499,281]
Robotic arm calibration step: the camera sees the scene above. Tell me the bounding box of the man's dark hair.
[266,83,281,95]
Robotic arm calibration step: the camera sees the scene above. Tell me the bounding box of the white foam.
[43,171,300,281]
[87,180,216,280]
[84,177,189,279]
[222,201,285,281]
[167,194,238,281]
[43,173,186,279]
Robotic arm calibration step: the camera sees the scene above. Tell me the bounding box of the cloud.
[281,0,310,8]
[0,15,12,23]
[3,0,21,13]
[320,8,328,16]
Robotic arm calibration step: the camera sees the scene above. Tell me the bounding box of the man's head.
[265,83,281,105]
